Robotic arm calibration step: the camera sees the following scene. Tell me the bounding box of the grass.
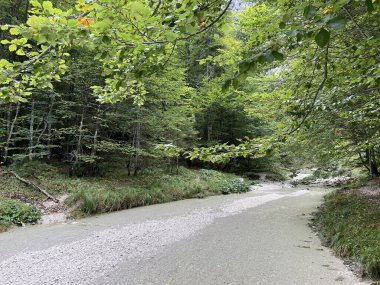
[66,167,250,216]
[317,190,380,279]
[0,161,250,221]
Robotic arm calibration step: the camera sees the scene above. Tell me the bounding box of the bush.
[200,168,221,180]
[265,172,287,181]
[0,199,41,226]
[217,178,250,194]
[312,168,332,179]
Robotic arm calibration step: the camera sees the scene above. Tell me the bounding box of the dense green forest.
[0,0,379,176]
[0,0,379,217]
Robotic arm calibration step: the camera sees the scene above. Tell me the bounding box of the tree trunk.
[47,121,52,160]
[75,108,85,163]
[366,148,379,177]
[369,149,380,177]
[134,123,141,175]
[134,108,141,176]
[91,127,99,158]
[28,101,35,161]
[207,124,212,141]
[91,106,102,158]
[3,102,20,164]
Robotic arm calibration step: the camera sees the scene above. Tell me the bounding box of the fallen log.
[9,171,59,203]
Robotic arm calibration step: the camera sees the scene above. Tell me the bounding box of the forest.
[0,0,379,210]
[0,0,379,282]
[0,0,378,175]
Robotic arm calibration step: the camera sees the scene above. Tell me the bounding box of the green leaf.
[16,49,26,56]
[101,36,111,44]
[30,0,42,8]
[256,54,266,64]
[1,39,10,45]
[0,59,11,68]
[304,5,317,18]
[271,51,285,61]
[9,28,20,35]
[279,22,286,29]
[365,0,374,12]
[327,16,347,30]
[42,1,53,11]
[9,44,17,52]
[315,28,330,48]
[238,62,251,74]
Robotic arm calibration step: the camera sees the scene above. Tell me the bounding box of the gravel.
[0,189,302,285]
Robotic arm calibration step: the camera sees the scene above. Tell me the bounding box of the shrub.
[217,178,250,194]
[265,172,287,181]
[200,169,220,180]
[0,199,41,226]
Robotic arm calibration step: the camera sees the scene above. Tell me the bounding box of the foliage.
[0,0,233,102]
[1,0,379,180]
[215,178,250,194]
[200,168,221,180]
[0,199,41,226]
[317,190,380,278]
[265,172,287,182]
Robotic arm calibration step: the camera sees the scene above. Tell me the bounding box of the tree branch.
[8,171,59,202]
[288,45,329,135]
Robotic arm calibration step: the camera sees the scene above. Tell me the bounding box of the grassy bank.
[0,161,250,230]
[66,167,250,216]
[317,187,380,279]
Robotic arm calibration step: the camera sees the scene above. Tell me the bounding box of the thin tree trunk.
[368,148,380,177]
[47,121,52,160]
[28,101,35,161]
[35,95,55,159]
[128,130,136,176]
[24,0,30,22]
[91,106,102,158]
[207,124,212,141]
[359,152,370,172]
[134,108,141,176]
[91,127,99,157]
[75,108,85,163]
[1,104,12,161]
[3,102,20,163]
[176,156,179,175]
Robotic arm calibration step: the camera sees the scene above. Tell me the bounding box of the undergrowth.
[0,199,41,232]
[317,190,380,279]
[0,161,250,227]
[66,167,250,216]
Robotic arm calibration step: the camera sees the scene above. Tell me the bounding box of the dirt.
[356,178,380,205]
[37,194,69,224]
